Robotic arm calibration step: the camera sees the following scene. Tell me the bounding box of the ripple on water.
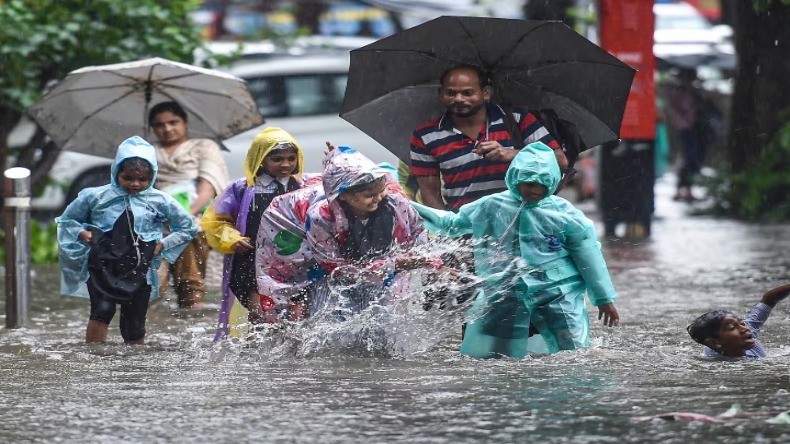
[2,215,790,443]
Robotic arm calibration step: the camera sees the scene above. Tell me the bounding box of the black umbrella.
[341,16,635,163]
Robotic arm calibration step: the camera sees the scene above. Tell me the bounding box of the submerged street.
[1,174,788,443]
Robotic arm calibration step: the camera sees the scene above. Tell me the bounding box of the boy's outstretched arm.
[597,303,620,327]
[761,283,790,307]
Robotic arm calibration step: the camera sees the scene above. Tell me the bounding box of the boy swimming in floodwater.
[687,283,790,358]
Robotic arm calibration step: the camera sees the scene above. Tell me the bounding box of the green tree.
[726,0,790,173]
[705,0,790,219]
[0,0,206,195]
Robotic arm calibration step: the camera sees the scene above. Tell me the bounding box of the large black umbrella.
[341,16,635,163]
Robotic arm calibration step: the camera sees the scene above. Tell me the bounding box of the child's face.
[338,179,387,218]
[517,181,548,203]
[261,147,298,179]
[117,165,153,194]
[708,315,756,356]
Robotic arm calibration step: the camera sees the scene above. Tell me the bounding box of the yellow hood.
[243,127,304,186]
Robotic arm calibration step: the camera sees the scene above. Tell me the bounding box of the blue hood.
[111,136,158,191]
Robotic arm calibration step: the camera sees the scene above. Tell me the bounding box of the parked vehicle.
[32,51,397,213]
[653,1,734,59]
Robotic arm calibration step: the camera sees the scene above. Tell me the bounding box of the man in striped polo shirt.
[410,65,566,211]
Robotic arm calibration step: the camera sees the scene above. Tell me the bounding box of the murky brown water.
[2,178,789,443]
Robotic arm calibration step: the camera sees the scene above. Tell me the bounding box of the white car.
[32,52,397,212]
[653,1,734,58]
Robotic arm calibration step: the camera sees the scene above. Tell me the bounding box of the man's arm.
[415,175,444,210]
[554,148,569,170]
[761,283,790,307]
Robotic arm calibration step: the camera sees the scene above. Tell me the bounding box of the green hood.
[504,142,560,205]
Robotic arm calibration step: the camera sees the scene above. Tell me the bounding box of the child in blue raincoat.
[411,142,620,359]
[56,136,197,345]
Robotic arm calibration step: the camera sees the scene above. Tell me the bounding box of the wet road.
[1,175,789,443]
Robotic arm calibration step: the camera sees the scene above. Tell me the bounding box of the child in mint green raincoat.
[411,142,620,359]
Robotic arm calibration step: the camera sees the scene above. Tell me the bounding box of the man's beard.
[448,102,485,118]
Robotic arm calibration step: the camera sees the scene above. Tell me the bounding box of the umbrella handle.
[142,80,154,137]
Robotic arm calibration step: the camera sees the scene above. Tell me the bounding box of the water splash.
[224,237,536,359]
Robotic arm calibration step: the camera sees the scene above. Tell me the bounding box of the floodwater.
[2,177,789,443]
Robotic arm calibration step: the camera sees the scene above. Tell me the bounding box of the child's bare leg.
[248,294,280,328]
[85,320,109,343]
[288,297,306,321]
[247,291,263,324]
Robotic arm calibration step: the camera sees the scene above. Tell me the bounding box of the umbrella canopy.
[28,57,264,157]
[340,16,635,163]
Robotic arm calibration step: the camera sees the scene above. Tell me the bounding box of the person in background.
[410,65,565,212]
[411,142,619,359]
[148,101,229,308]
[665,68,705,202]
[687,283,790,358]
[56,136,196,344]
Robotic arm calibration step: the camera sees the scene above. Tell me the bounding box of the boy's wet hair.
[687,310,735,345]
[118,157,153,178]
[341,176,386,196]
[148,101,187,124]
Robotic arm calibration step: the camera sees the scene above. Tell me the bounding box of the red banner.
[599,0,656,140]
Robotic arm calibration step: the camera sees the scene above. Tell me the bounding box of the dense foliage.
[0,0,207,191]
[0,221,59,265]
[706,121,790,221]
[706,0,790,220]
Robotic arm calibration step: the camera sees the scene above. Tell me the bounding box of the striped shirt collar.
[437,103,507,132]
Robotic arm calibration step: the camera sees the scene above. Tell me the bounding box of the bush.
[704,122,790,221]
[0,220,59,265]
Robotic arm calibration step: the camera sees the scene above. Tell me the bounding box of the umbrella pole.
[143,81,152,138]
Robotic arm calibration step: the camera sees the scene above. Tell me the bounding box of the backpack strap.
[501,104,524,151]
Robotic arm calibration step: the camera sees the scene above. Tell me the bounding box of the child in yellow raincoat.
[201,128,317,340]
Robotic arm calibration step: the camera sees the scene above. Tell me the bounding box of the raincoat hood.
[505,142,561,205]
[322,145,389,202]
[243,127,304,187]
[111,136,158,191]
